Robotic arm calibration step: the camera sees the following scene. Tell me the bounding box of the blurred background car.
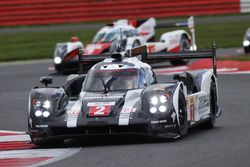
[243,28,250,54]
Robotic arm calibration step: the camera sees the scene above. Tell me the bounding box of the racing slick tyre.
[170,35,190,66]
[176,90,188,138]
[55,64,65,74]
[244,46,250,54]
[202,81,217,129]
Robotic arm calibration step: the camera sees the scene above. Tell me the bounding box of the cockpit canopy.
[92,27,138,44]
[82,68,143,92]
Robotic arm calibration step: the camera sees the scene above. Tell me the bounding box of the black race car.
[28,45,221,145]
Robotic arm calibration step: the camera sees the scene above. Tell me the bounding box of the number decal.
[89,105,111,117]
[95,106,106,115]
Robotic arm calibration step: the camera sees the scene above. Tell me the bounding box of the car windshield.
[101,31,119,43]
[92,32,106,43]
[82,68,139,92]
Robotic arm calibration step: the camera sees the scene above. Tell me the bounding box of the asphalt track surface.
[0,60,250,167]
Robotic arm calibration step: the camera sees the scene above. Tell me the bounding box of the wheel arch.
[173,82,186,127]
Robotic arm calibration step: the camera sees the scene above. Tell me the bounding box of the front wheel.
[176,90,188,138]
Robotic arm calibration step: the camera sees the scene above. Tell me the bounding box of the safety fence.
[0,0,249,26]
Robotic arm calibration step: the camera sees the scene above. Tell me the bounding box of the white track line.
[0,130,26,135]
[0,135,30,142]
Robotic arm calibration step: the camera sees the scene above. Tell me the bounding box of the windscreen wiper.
[99,78,109,94]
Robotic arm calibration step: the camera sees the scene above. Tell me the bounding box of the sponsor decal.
[119,89,142,125]
[118,112,131,126]
[198,95,210,110]
[84,95,123,99]
[35,125,48,128]
[151,120,167,124]
[190,96,195,123]
[65,100,81,128]
[87,102,115,106]
[119,108,137,125]
[120,108,136,113]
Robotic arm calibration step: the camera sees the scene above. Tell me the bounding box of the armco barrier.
[0,0,249,26]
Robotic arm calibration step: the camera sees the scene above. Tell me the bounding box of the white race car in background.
[53,16,197,73]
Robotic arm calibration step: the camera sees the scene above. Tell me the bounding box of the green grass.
[0,16,249,62]
[156,21,249,49]
[0,30,96,61]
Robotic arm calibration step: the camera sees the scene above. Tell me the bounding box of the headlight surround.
[32,99,52,118]
[149,95,168,114]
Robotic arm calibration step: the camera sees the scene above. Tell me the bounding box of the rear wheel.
[170,35,190,66]
[202,81,217,128]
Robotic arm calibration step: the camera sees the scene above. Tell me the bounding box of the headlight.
[159,105,167,113]
[243,40,250,47]
[150,96,158,105]
[54,57,62,64]
[42,111,50,117]
[32,99,52,118]
[35,110,43,117]
[43,100,51,109]
[150,107,157,114]
[160,95,167,103]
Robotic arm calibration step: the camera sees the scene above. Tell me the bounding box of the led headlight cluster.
[33,99,51,118]
[149,95,168,114]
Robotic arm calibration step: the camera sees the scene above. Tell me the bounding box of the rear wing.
[156,16,196,51]
[78,42,217,76]
[131,43,217,77]
[78,50,108,73]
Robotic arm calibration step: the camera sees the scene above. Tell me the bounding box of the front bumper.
[29,119,178,144]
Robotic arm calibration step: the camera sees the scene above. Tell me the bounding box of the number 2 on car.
[89,105,111,116]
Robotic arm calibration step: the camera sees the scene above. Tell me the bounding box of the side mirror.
[40,76,53,87]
